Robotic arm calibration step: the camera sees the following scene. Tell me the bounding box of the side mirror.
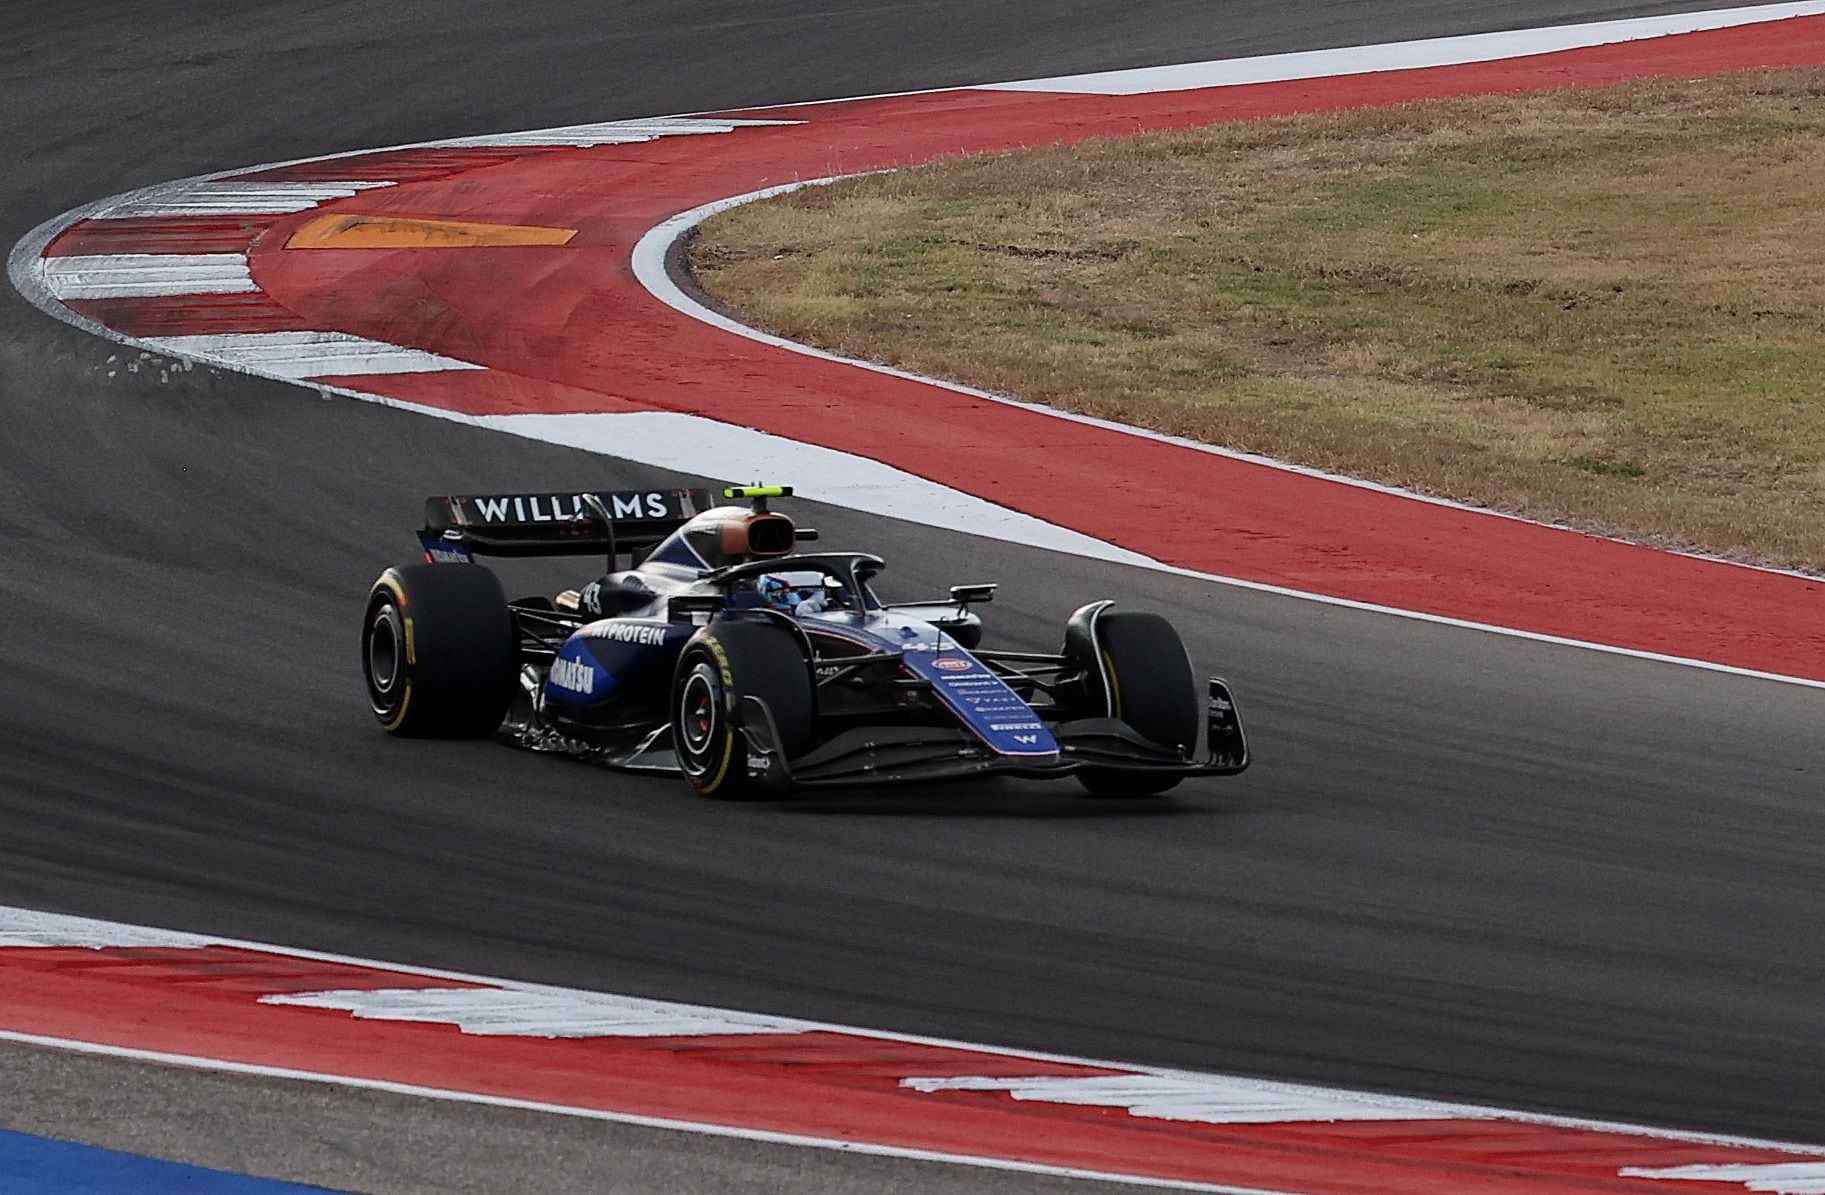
[669,593,727,625]
[949,583,997,606]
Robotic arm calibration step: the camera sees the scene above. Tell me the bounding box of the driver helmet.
[758,573,828,614]
[758,574,803,611]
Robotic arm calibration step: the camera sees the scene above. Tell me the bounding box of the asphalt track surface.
[4,1,1824,1189]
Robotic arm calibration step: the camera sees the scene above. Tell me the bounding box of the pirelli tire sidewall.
[363,563,517,738]
[671,619,814,799]
[1073,608,1199,798]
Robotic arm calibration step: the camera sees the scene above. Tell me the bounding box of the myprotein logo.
[471,492,672,524]
[549,656,596,694]
[582,622,672,647]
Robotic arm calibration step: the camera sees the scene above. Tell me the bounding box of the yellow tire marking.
[374,572,414,732]
[382,681,413,733]
[378,570,408,608]
[287,214,578,250]
[699,729,736,795]
[697,642,737,794]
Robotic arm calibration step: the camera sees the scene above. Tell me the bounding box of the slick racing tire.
[363,563,517,737]
[1070,609,1198,798]
[672,620,814,800]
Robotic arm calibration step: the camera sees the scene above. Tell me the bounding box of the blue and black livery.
[362,484,1248,798]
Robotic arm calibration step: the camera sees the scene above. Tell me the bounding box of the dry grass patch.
[690,70,1825,570]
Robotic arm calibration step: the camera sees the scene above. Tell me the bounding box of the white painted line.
[634,178,1559,526]
[900,1073,1488,1125]
[478,410,1160,568]
[40,252,257,299]
[635,178,1825,564]
[1621,1162,1825,1192]
[95,180,394,219]
[433,117,801,148]
[260,986,812,1038]
[144,331,482,379]
[985,2,1825,94]
[629,183,1825,693]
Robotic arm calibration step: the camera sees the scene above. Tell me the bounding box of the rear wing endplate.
[420,488,718,560]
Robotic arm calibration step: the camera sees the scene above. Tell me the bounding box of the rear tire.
[672,619,815,799]
[363,564,516,737]
[1069,609,1198,798]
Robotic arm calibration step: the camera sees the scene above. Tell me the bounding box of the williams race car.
[361,485,1248,798]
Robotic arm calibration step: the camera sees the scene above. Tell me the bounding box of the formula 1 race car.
[360,485,1248,798]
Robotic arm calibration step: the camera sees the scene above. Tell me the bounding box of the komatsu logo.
[583,622,670,646]
[471,492,671,523]
[548,656,596,694]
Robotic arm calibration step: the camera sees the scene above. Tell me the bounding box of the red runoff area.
[50,17,1825,680]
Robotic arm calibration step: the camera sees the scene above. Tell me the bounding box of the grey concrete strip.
[0,1039,1170,1194]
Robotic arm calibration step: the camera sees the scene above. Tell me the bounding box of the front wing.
[735,679,1249,790]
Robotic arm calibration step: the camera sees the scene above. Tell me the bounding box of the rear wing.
[420,488,718,561]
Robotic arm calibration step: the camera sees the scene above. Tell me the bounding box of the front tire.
[1068,608,1198,798]
[672,619,815,799]
[363,564,516,737]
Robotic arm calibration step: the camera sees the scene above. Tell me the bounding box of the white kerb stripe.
[95,180,394,219]
[41,253,256,299]
[260,986,812,1038]
[0,907,211,950]
[477,410,1159,568]
[433,117,801,147]
[146,331,483,379]
[901,1073,1485,1124]
[1620,1163,1825,1193]
[984,1,1825,94]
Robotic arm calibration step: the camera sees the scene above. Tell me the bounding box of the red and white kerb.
[1,907,1821,1194]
